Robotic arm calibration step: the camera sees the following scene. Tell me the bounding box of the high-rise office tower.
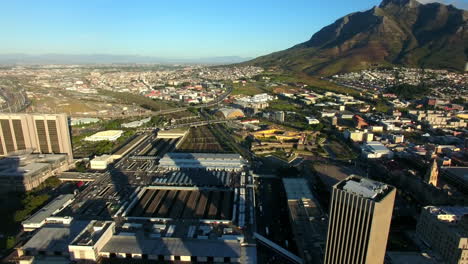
[0,113,73,161]
[324,176,396,264]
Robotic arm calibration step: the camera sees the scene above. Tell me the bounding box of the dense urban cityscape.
[0,59,466,264]
[0,0,467,264]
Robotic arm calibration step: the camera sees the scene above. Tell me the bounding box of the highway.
[166,119,229,129]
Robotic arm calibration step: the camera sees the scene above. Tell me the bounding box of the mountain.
[0,54,252,65]
[249,0,468,75]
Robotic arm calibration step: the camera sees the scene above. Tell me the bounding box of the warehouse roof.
[84,130,123,141]
[22,194,75,227]
[22,221,89,252]
[162,153,242,160]
[442,167,468,182]
[101,236,241,257]
[364,141,390,153]
[89,130,123,137]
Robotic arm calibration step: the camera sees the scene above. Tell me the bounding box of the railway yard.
[22,124,257,263]
[127,187,233,221]
[176,125,230,153]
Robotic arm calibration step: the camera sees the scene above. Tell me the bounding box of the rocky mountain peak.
[379,0,420,8]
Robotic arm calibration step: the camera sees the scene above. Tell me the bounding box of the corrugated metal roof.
[101,236,241,257]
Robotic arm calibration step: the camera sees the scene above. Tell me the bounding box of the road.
[139,119,231,130]
[70,86,232,118]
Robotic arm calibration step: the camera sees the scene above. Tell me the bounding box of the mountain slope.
[249,0,468,75]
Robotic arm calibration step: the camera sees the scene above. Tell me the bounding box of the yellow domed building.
[216,108,245,119]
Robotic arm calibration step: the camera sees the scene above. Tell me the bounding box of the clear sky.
[1,0,466,58]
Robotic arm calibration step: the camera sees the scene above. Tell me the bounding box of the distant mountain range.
[0,54,252,65]
[248,0,468,75]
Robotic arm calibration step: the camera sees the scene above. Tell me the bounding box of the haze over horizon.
[3,0,467,63]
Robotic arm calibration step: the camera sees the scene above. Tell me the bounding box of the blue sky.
[1,0,465,58]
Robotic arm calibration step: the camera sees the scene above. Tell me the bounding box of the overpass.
[251,173,279,179]
[138,119,230,131]
[253,232,303,264]
[164,119,230,129]
[57,172,105,182]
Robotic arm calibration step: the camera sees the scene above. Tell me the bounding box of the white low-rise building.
[361,141,393,159]
[90,155,116,170]
[122,117,151,128]
[71,118,100,126]
[305,116,320,125]
[84,130,124,142]
[22,194,75,231]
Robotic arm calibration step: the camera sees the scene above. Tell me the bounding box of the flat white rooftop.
[84,130,123,141]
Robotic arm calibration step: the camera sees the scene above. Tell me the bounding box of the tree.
[187,107,198,115]
[375,100,391,113]
[313,123,324,131]
[75,161,88,173]
[387,83,430,99]
[5,236,16,249]
[452,97,466,105]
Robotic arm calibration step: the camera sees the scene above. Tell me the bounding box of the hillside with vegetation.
[248,0,468,76]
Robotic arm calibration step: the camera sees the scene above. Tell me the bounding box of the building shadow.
[98,136,240,263]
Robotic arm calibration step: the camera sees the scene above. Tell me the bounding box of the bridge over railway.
[137,119,230,131]
[254,232,303,264]
[58,172,105,182]
[164,119,230,129]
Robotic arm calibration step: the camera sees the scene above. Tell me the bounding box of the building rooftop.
[162,152,242,161]
[101,236,241,258]
[88,130,123,137]
[423,206,468,238]
[0,153,69,163]
[0,113,68,118]
[338,176,392,201]
[70,221,114,247]
[70,117,100,125]
[426,206,468,220]
[365,141,390,153]
[91,155,114,162]
[386,251,438,264]
[442,167,468,182]
[282,178,314,201]
[22,221,89,252]
[84,130,124,141]
[0,162,50,177]
[22,194,75,228]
